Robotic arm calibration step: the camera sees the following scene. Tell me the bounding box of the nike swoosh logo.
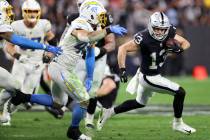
[184,129,191,134]
[99,118,103,123]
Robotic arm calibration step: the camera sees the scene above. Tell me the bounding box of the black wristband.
[95,47,107,61]
[106,27,112,34]
[13,53,21,60]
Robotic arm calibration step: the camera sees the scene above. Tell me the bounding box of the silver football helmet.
[148,12,171,41]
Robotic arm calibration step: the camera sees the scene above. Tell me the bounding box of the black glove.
[119,68,128,83]
[13,53,21,60]
[166,44,183,54]
[42,54,52,63]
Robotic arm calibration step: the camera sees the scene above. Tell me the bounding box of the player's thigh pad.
[51,81,68,106]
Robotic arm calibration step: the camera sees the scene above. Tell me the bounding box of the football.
[165,38,180,47]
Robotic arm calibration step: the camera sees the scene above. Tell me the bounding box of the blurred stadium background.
[0,0,210,140]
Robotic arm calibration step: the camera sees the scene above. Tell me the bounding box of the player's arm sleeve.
[5,32,49,50]
[85,46,95,80]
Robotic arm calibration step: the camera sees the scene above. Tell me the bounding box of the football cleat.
[0,114,11,126]
[172,120,196,134]
[45,106,64,119]
[85,114,95,129]
[97,107,113,131]
[85,115,95,138]
[78,134,92,140]
[67,126,91,140]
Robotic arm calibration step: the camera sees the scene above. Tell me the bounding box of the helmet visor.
[98,12,107,28]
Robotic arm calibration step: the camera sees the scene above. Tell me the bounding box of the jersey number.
[149,50,166,70]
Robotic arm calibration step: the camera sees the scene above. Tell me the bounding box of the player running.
[97,12,196,135]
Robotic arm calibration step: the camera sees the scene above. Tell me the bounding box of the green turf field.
[0,77,210,140]
[0,112,209,140]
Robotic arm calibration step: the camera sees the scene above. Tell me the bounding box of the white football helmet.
[22,0,41,23]
[0,0,14,24]
[79,0,107,26]
[148,12,171,41]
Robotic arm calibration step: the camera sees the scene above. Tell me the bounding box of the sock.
[114,99,145,114]
[71,103,86,127]
[30,94,53,107]
[173,87,185,118]
[87,98,97,114]
[174,117,183,123]
[86,112,94,121]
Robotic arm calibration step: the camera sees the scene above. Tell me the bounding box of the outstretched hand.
[107,25,127,36]
[45,45,63,56]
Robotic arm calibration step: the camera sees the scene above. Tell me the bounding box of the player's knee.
[175,87,186,97]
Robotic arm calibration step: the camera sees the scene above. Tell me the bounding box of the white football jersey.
[0,24,13,48]
[11,19,52,62]
[56,17,94,71]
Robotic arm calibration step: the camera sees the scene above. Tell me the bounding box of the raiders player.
[97,12,196,134]
[0,0,61,106]
[0,0,57,126]
[9,2,127,140]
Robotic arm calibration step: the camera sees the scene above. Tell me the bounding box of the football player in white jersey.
[0,0,57,126]
[9,2,127,140]
[73,0,117,130]
[0,0,61,106]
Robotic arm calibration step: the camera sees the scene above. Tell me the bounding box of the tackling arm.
[174,34,190,50]
[103,33,115,52]
[72,29,107,43]
[95,33,116,60]
[0,32,62,55]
